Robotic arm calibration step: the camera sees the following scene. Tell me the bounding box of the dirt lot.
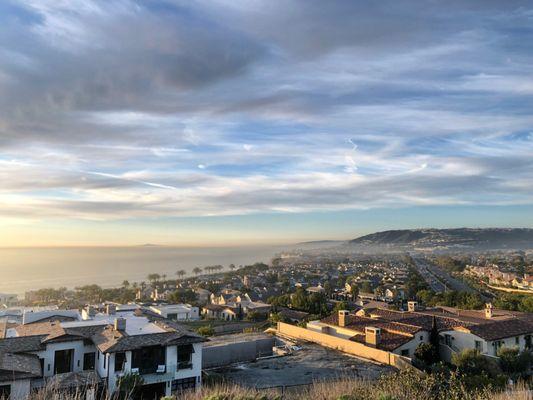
[209,342,394,389]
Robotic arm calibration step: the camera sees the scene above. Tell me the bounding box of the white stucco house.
[0,310,206,399]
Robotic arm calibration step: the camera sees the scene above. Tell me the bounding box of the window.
[131,346,166,374]
[493,340,503,355]
[54,349,74,374]
[400,349,409,357]
[83,352,96,371]
[39,358,45,376]
[0,384,11,399]
[526,335,532,349]
[444,335,452,347]
[419,335,423,341]
[177,344,194,369]
[115,352,126,372]
[475,341,483,352]
[515,337,520,346]
[171,377,196,393]
[103,354,106,369]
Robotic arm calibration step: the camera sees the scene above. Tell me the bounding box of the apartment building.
[0,309,206,399]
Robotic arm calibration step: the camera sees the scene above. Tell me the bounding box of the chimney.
[106,304,116,315]
[338,310,349,327]
[365,327,381,347]
[407,301,418,312]
[114,317,127,331]
[485,303,493,319]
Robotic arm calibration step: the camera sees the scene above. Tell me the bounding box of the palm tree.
[147,273,160,285]
[162,274,167,282]
[229,264,236,271]
[176,269,186,279]
[193,267,202,276]
[122,280,130,288]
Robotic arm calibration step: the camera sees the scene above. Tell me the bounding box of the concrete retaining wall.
[277,322,412,369]
[203,336,275,368]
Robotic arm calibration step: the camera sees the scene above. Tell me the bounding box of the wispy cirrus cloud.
[0,0,533,225]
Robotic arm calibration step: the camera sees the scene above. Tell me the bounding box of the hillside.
[348,228,533,250]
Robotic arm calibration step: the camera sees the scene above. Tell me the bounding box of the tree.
[229,264,236,271]
[452,349,500,377]
[414,342,438,366]
[291,287,308,310]
[169,289,197,304]
[246,311,266,322]
[176,269,186,279]
[147,273,161,285]
[193,267,202,276]
[116,373,144,399]
[333,301,348,313]
[360,282,373,294]
[121,280,130,289]
[349,284,359,300]
[197,325,215,337]
[498,347,532,378]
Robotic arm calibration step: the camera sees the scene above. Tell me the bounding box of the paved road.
[413,258,447,293]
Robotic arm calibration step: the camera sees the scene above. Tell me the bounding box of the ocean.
[0,245,281,296]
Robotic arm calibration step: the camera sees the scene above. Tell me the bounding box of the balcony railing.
[177,361,193,370]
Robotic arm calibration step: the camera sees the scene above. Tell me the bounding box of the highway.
[413,258,447,293]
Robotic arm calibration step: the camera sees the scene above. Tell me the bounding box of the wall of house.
[171,343,202,396]
[105,352,120,394]
[6,379,31,399]
[34,340,90,377]
[393,331,428,358]
[277,322,412,369]
[95,349,108,382]
[439,329,527,361]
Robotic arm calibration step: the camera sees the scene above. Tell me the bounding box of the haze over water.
[0,246,280,296]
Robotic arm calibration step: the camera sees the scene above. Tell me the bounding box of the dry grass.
[4,371,532,400]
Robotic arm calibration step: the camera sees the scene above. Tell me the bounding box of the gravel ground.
[210,343,394,389]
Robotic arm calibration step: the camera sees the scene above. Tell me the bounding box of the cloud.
[0,0,533,222]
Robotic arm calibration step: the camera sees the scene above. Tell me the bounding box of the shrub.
[197,325,215,337]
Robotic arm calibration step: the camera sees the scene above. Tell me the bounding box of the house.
[0,294,18,307]
[307,310,427,358]
[360,303,533,361]
[294,302,533,363]
[306,285,325,294]
[0,311,206,399]
[148,304,200,321]
[194,289,211,305]
[210,290,241,305]
[274,307,310,323]
[202,295,271,321]
[201,304,241,321]
[384,287,405,301]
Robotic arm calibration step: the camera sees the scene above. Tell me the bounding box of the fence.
[276,322,412,370]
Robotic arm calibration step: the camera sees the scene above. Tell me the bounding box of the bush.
[498,347,532,377]
[197,325,215,337]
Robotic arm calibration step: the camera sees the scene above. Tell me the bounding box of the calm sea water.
[0,246,281,295]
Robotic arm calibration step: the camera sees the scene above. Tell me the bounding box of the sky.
[1,0,533,246]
